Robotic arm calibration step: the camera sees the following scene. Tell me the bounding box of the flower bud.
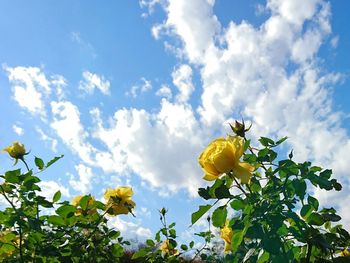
[229,119,251,137]
[2,141,28,164]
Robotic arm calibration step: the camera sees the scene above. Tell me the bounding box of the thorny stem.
[190,218,212,263]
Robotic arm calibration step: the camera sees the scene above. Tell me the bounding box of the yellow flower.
[221,220,233,253]
[160,240,178,256]
[0,231,18,258]
[104,186,135,215]
[198,136,254,184]
[2,141,27,164]
[341,247,350,257]
[72,195,96,216]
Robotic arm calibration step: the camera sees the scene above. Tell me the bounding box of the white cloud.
[90,99,204,195]
[50,101,96,164]
[69,164,94,194]
[4,66,51,116]
[108,216,152,241]
[156,84,172,99]
[12,125,24,136]
[172,64,194,103]
[38,180,70,200]
[79,71,110,95]
[127,77,152,98]
[144,0,350,225]
[36,127,58,152]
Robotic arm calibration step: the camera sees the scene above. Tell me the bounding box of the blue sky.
[1,0,350,244]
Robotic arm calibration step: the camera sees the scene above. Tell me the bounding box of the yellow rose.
[198,136,254,184]
[2,141,27,164]
[341,247,350,257]
[72,195,96,216]
[160,240,178,256]
[104,186,135,216]
[220,220,233,253]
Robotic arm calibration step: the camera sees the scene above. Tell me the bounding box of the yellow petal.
[232,162,253,184]
[203,173,218,181]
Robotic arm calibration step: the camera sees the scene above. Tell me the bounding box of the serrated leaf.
[191,205,212,225]
[34,156,45,170]
[46,155,64,168]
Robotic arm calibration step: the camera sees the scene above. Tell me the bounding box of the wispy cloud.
[79,71,111,95]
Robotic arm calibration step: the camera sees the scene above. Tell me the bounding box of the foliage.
[1,121,350,262]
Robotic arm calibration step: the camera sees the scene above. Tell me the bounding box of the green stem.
[0,185,24,263]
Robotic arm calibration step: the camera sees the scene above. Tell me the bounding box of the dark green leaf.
[198,187,212,200]
[320,169,332,179]
[322,213,341,222]
[259,137,275,147]
[34,156,45,170]
[169,229,176,238]
[307,195,319,211]
[300,204,313,219]
[257,250,270,263]
[180,244,188,251]
[307,213,325,226]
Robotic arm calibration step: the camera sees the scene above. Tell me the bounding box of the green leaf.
[189,241,194,249]
[307,195,319,211]
[180,244,188,251]
[48,215,66,226]
[198,187,212,200]
[46,155,64,168]
[300,204,313,219]
[307,213,325,226]
[292,179,306,200]
[259,137,275,147]
[257,250,270,263]
[4,169,21,184]
[169,229,176,238]
[191,205,212,225]
[275,137,288,146]
[34,156,45,170]
[169,222,176,228]
[79,195,91,210]
[56,204,76,218]
[131,248,148,259]
[52,190,61,203]
[146,239,155,247]
[212,206,227,227]
[320,169,332,179]
[231,229,244,253]
[322,213,341,222]
[214,183,232,199]
[230,199,245,211]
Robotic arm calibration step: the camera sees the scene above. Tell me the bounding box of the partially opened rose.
[72,195,96,216]
[2,141,28,164]
[198,136,254,184]
[104,186,135,216]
